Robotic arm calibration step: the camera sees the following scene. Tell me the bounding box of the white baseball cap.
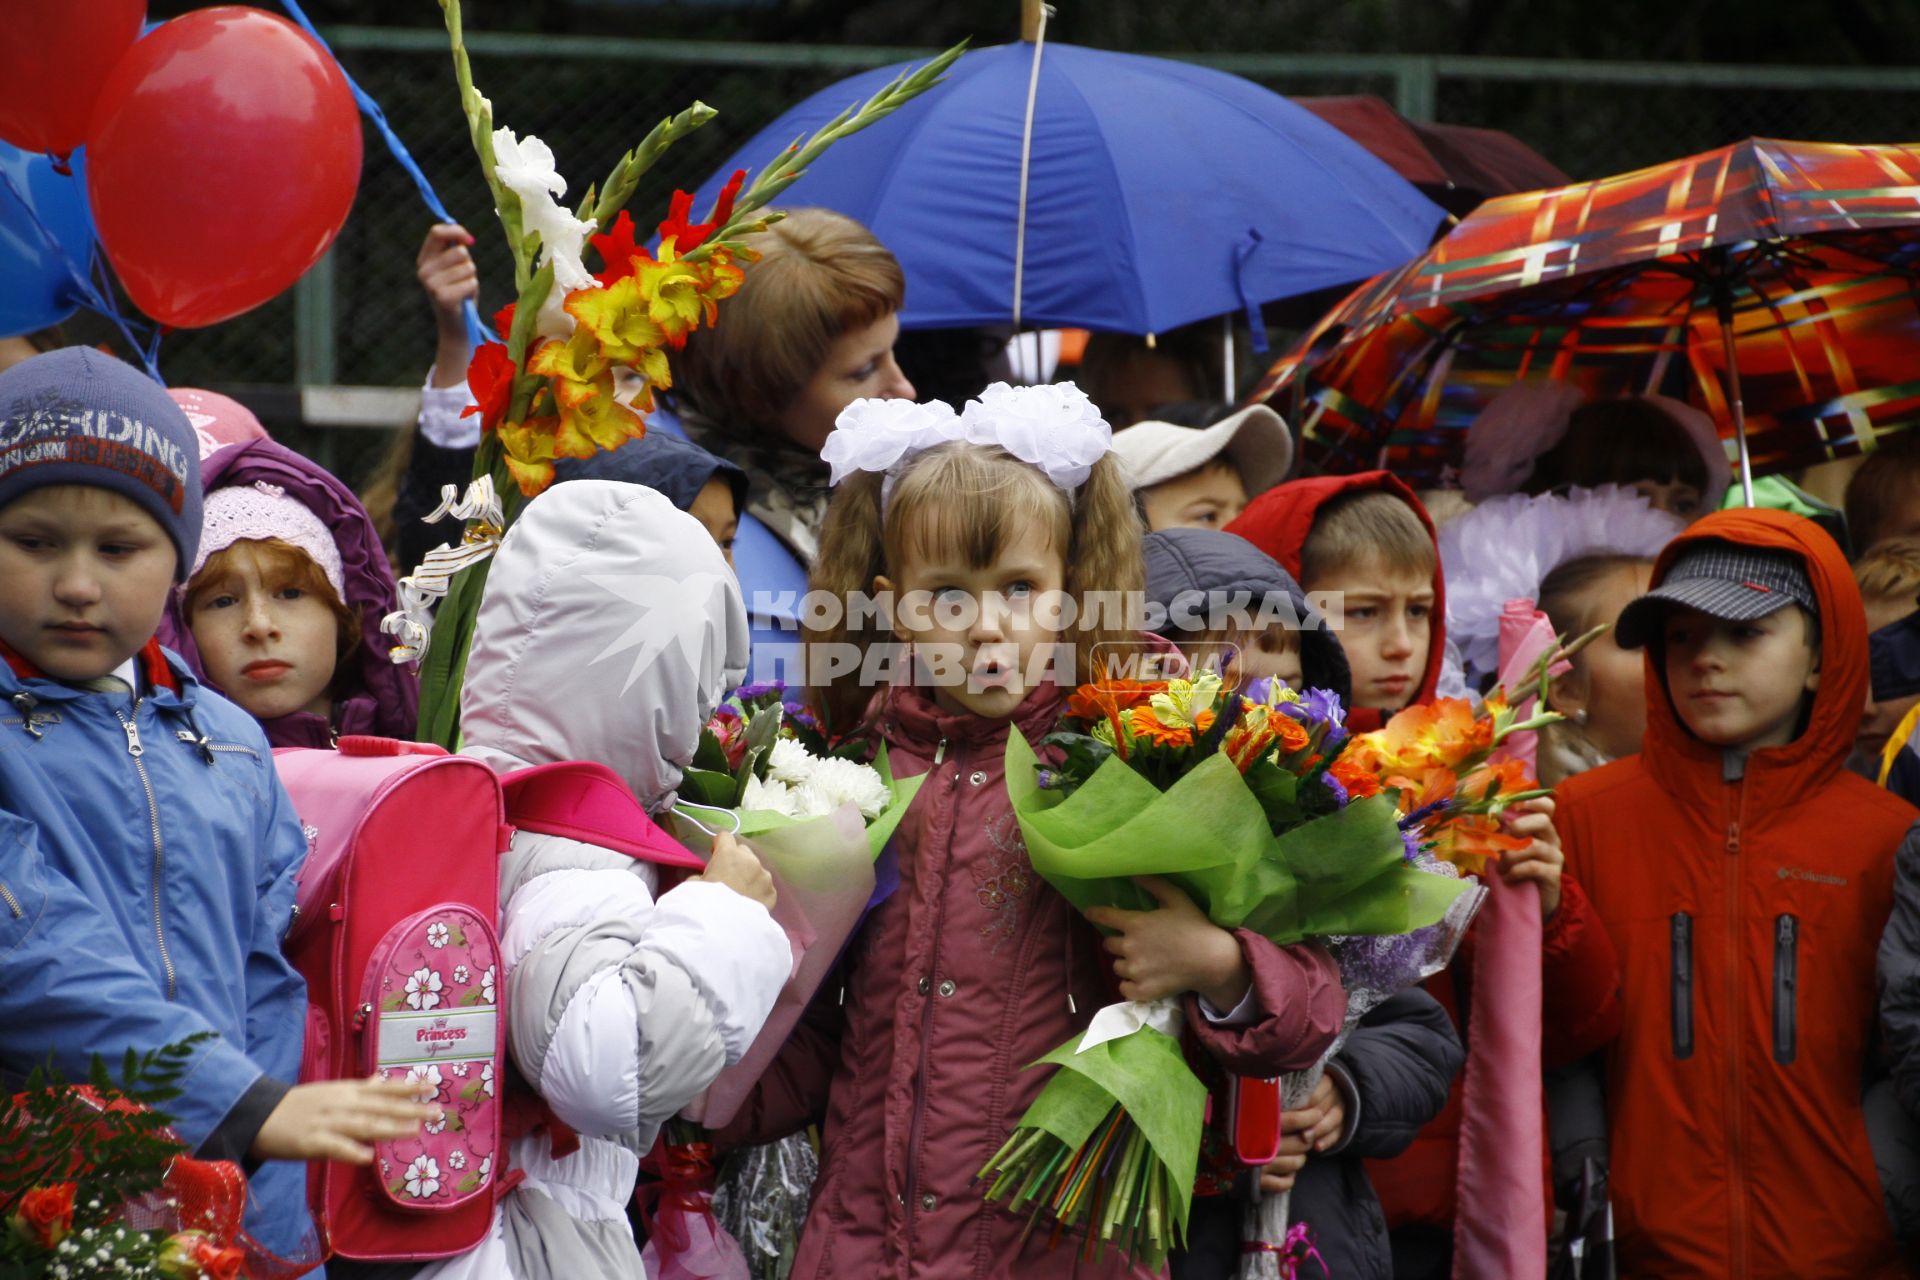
[1110,404,1294,497]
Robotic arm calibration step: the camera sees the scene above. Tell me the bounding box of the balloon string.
[274,0,495,354]
[0,163,165,383]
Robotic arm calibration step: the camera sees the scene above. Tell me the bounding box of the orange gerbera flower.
[1067,681,1162,726]
[1125,705,1215,748]
[1327,757,1383,800]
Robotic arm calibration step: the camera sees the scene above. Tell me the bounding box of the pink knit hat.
[169,387,270,459]
[190,480,346,601]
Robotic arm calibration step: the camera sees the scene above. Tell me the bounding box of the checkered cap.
[1615,542,1819,650]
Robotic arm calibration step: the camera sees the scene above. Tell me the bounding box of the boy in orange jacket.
[1559,508,1914,1277]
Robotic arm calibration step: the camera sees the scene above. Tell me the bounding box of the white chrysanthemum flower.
[809,756,892,821]
[787,780,839,819]
[490,127,598,334]
[741,772,800,818]
[766,737,818,786]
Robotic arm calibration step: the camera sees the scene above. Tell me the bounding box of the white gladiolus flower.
[490,127,598,334]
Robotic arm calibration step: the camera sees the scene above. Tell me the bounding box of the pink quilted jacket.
[722,681,1347,1280]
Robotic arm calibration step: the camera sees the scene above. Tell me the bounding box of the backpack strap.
[500,760,706,871]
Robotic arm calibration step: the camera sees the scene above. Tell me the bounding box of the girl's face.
[1226,623,1302,692]
[877,515,1069,721]
[1551,562,1654,759]
[188,541,340,722]
[777,312,916,453]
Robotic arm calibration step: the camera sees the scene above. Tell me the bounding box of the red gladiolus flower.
[462,341,517,431]
[657,169,745,253]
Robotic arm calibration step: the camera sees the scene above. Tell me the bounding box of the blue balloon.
[0,143,93,339]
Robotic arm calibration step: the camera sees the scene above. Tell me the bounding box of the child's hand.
[1084,876,1249,1011]
[1497,796,1563,918]
[1257,1074,1346,1193]
[416,223,478,334]
[251,1076,442,1164]
[699,831,777,912]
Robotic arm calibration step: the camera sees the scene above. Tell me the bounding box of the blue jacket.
[0,647,313,1259]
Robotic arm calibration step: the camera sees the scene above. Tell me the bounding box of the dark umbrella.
[1295,96,1572,218]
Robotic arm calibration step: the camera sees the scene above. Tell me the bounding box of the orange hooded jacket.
[1558,508,1916,1278]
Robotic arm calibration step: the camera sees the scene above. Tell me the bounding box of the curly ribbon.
[380,475,507,664]
[1243,1222,1328,1280]
[1074,995,1183,1054]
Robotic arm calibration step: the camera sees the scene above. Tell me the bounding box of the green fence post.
[1394,55,1438,121]
[293,247,338,470]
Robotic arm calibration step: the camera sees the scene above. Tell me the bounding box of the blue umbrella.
[691,41,1448,337]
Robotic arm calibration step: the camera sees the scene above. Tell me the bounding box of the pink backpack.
[274,738,705,1263]
[277,736,512,1263]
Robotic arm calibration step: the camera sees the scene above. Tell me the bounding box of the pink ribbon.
[1452,599,1552,1279]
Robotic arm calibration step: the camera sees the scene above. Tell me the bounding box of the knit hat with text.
[0,347,202,579]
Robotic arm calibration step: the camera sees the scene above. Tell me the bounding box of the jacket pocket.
[1773,913,1798,1065]
[1670,912,1694,1060]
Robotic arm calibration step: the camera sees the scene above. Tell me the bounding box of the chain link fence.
[113,32,1920,480]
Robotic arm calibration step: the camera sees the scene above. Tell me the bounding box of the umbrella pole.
[1221,313,1235,399]
[1714,289,1756,507]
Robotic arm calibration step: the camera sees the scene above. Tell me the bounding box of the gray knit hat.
[0,348,202,579]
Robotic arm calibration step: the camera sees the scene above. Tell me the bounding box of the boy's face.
[1662,604,1821,752]
[877,517,1068,722]
[687,477,739,570]
[0,486,176,681]
[1140,462,1249,532]
[1309,555,1434,711]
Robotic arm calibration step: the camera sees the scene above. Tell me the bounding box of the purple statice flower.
[1320,770,1349,809]
[1399,825,1425,865]
[783,701,821,732]
[1036,768,1062,790]
[731,681,787,706]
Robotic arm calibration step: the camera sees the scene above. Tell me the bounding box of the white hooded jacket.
[423,480,789,1280]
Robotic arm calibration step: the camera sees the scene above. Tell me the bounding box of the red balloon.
[86,7,362,329]
[0,0,146,157]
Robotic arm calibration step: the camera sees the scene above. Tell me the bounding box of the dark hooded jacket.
[1172,988,1464,1280]
[159,437,418,748]
[1224,471,1444,734]
[1142,528,1351,704]
[1563,509,1913,1277]
[555,427,748,513]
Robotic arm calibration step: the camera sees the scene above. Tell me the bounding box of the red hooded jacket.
[1558,509,1915,1278]
[1229,469,1623,1233]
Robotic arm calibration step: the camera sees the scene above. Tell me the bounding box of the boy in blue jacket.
[0,349,436,1263]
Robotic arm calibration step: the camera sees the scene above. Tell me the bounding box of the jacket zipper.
[1773,913,1798,1065]
[1724,777,1749,1278]
[1669,912,1693,1059]
[116,700,177,1001]
[902,738,950,1243]
[0,881,22,919]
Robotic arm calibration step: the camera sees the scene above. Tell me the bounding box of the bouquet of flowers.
[980,675,1483,1271]
[646,684,923,1280]
[0,1037,313,1279]
[394,2,965,747]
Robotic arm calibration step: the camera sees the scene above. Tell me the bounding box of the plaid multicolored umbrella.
[1251,138,1920,497]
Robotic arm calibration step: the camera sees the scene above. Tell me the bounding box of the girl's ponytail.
[1065,454,1146,681]
[806,469,889,735]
